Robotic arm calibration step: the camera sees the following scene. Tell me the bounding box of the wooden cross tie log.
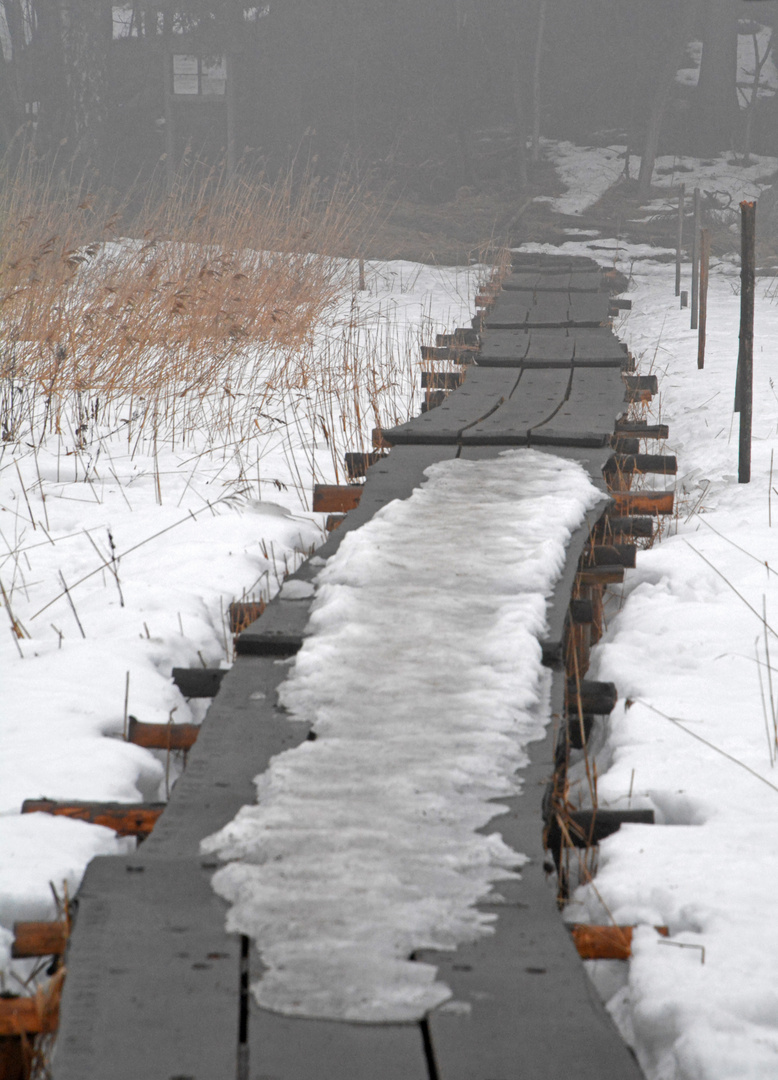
[570,924,669,961]
[576,565,625,586]
[604,515,655,538]
[421,370,465,390]
[567,680,618,715]
[0,992,60,1036]
[126,717,199,752]
[611,491,675,516]
[21,799,165,839]
[590,543,637,568]
[228,600,266,634]
[312,485,364,513]
[12,921,68,958]
[172,667,227,698]
[344,451,384,480]
[607,454,677,476]
[614,420,670,440]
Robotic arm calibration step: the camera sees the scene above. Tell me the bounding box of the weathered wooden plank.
[529,367,626,448]
[250,1009,429,1080]
[568,293,612,325]
[611,490,675,515]
[54,856,242,1080]
[484,291,610,330]
[459,368,571,446]
[382,369,519,445]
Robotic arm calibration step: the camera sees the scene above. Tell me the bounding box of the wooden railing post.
[698,228,710,369]
[690,187,701,330]
[738,200,756,484]
[676,183,685,297]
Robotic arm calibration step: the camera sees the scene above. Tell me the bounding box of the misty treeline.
[0,0,776,197]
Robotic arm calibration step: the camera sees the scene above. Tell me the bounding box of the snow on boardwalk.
[203,449,601,1021]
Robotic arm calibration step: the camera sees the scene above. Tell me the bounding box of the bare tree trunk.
[637,0,701,203]
[57,0,111,176]
[530,0,547,164]
[695,0,739,154]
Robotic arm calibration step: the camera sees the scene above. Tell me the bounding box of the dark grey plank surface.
[382,368,519,445]
[419,673,644,1080]
[250,1010,429,1080]
[484,292,610,330]
[143,656,309,858]
[460,368,572,446]
[477,328,627,368]
[530,367,626,447]
[55,855,242,1080]
[510,252,600,272]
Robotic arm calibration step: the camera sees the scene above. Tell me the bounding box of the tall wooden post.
[697,228,710,369]
[675,183,685,297]
[738,201,756,484]
[691,187,701,330]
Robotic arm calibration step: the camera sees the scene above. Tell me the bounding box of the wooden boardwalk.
[51,252,653,1079]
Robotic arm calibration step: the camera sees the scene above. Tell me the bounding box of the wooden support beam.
[421,371,465,390]
[12,921,68,958]
[228,600,266,634]
[590,544,636,568]
[312,484,363,513]
[325,514,346,533]
[569,599,594,624]
[421,390,447,412]
[0,996,58,1037]
[127,717,199,752]
[611,491,674,516]
[609,298,632,311]
[570,924,669,960]
[614,421,669,439]
[344,451,383,480]
[372,428,391,449]
[608,454,677,476]
[624,375,658,394]
[567,679,618,715]
[172,667,227,698]
[436,329,479,347]
[576,565,624,586]
[566,712,595,749]
[603,516,655,538]
[423,343,477,363]
[610,436,640,455]
[549,808,655,850]
[21,800,165,839]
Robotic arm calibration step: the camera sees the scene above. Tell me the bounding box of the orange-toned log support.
[611,491,674,516]
[312,485,363,513]
[228,600,266,634]
[126,717,199,752]
[571,925,669,960]
[21,800,164,839]
[12,922,68,959]
[0,977,63,1037]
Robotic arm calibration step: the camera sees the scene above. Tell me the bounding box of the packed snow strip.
[202,449,602,1022]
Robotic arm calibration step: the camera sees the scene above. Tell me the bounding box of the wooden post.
[738,201,756,484]
[675,183,685,297]
[698,227,710,369]
[690,187,701,330]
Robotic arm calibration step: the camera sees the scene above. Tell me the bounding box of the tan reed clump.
[0,159,380,446]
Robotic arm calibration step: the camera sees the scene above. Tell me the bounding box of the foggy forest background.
[0,1,774,202]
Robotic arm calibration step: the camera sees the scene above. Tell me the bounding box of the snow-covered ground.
[4,136,778,1079]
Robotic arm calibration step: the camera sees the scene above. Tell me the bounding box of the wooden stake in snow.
[675,183,685,297]
[737,200,756,485]
[698,228,710,369]
[690,187,701,330]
